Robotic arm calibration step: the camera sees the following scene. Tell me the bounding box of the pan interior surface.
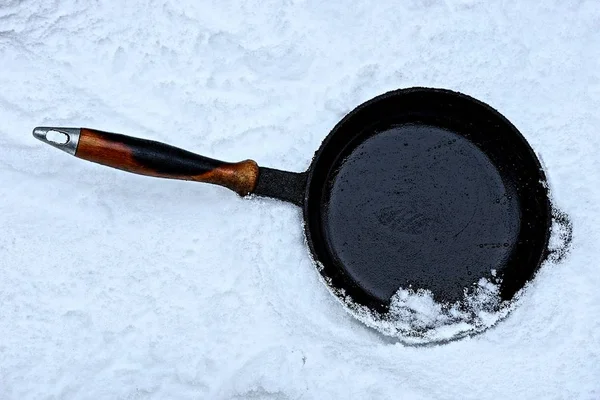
[304,88,551,314]
[323,123,520,305]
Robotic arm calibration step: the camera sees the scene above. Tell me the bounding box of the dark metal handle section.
[254,167,307,206]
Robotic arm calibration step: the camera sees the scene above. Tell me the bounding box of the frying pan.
[33,87,552,336]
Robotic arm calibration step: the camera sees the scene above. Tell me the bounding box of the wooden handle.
[76,128,259,196]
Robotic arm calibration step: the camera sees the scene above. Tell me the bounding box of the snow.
[339,278,512,345]
[1,0,599,398]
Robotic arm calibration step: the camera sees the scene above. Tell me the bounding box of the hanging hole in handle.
[45,130,70,145]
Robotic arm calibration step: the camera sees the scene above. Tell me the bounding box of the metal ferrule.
[32,127,81,155]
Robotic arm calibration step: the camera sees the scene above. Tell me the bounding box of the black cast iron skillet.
[33,87,551,318]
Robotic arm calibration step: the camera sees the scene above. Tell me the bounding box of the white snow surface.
[344,277,511,345]
[1,0,600,398]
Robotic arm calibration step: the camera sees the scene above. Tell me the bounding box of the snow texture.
[1,0,599,399]
[338,277,512,345]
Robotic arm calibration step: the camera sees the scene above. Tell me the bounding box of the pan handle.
[32,127,259,196]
